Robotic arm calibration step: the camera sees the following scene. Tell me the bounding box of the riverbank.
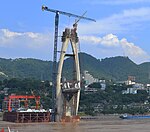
[81,114,120,120]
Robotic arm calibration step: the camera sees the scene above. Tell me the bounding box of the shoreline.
[80,114,120,121]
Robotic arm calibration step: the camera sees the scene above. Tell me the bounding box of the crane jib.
[42,6,96,22]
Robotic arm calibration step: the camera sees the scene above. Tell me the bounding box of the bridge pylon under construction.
[56,27,81,122]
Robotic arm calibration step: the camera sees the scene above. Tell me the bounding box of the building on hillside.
[122,88,137,94]
[125,80,136,85]
[83,70,99,85]
[84,87,98,93]
[116,80,135,85]
[128,76,136,81]
[83,71,106,91]
[122,82,145,94]
[100,83,106,90]
[116,76,136,86]
[146,84,150,88]
[133,83,144,89]
[146,84,150,95]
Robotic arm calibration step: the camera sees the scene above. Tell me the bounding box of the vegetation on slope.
[0,53,150,83]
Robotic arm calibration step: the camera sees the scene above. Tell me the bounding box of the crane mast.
[51,12,59,122]
[42,5,95,122]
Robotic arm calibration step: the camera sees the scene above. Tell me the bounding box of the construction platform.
[3,112,50,123]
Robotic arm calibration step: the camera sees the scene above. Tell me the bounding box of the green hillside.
[0,58,52,80]
[99,56,138,81]
[138,62,150,83]
[0,53,150,83]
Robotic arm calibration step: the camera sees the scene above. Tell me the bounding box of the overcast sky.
[0,0,150,64]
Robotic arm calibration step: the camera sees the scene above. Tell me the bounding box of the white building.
[133,83,144,89]
[122,88,137,94]
[101,83,106,90]
[83,71,99,85]
[125,80,136,85]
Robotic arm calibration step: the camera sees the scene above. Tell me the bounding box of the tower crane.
[42,5,96,122]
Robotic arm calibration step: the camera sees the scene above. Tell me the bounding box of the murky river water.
[1,116,150,132]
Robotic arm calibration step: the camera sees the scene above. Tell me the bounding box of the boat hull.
[120,115,150,119]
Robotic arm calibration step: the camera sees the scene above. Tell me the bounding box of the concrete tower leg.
[56,28,81,121]
[70,39,80,114]
[56,37,69,121]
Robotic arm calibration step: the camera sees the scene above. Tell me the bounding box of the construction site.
[1,5,95,123]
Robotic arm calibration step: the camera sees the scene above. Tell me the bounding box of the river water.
[1,116,150,132]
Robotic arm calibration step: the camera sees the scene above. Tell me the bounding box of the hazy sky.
[0,0,150,64]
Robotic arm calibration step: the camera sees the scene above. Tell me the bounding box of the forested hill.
[0,58,53,80]
[79,53,150,83]
[0,53,150,83]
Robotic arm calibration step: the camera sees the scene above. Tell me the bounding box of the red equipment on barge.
[2,94,50,123]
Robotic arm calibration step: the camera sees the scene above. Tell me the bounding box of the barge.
[120,114,150,119]
[2,94,51,123]
[3,111,50,123]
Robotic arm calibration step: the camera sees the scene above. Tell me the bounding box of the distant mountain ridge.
[0,52,150,83]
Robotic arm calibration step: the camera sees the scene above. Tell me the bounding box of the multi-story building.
[83,71,106,92]
[83,70,99,85]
